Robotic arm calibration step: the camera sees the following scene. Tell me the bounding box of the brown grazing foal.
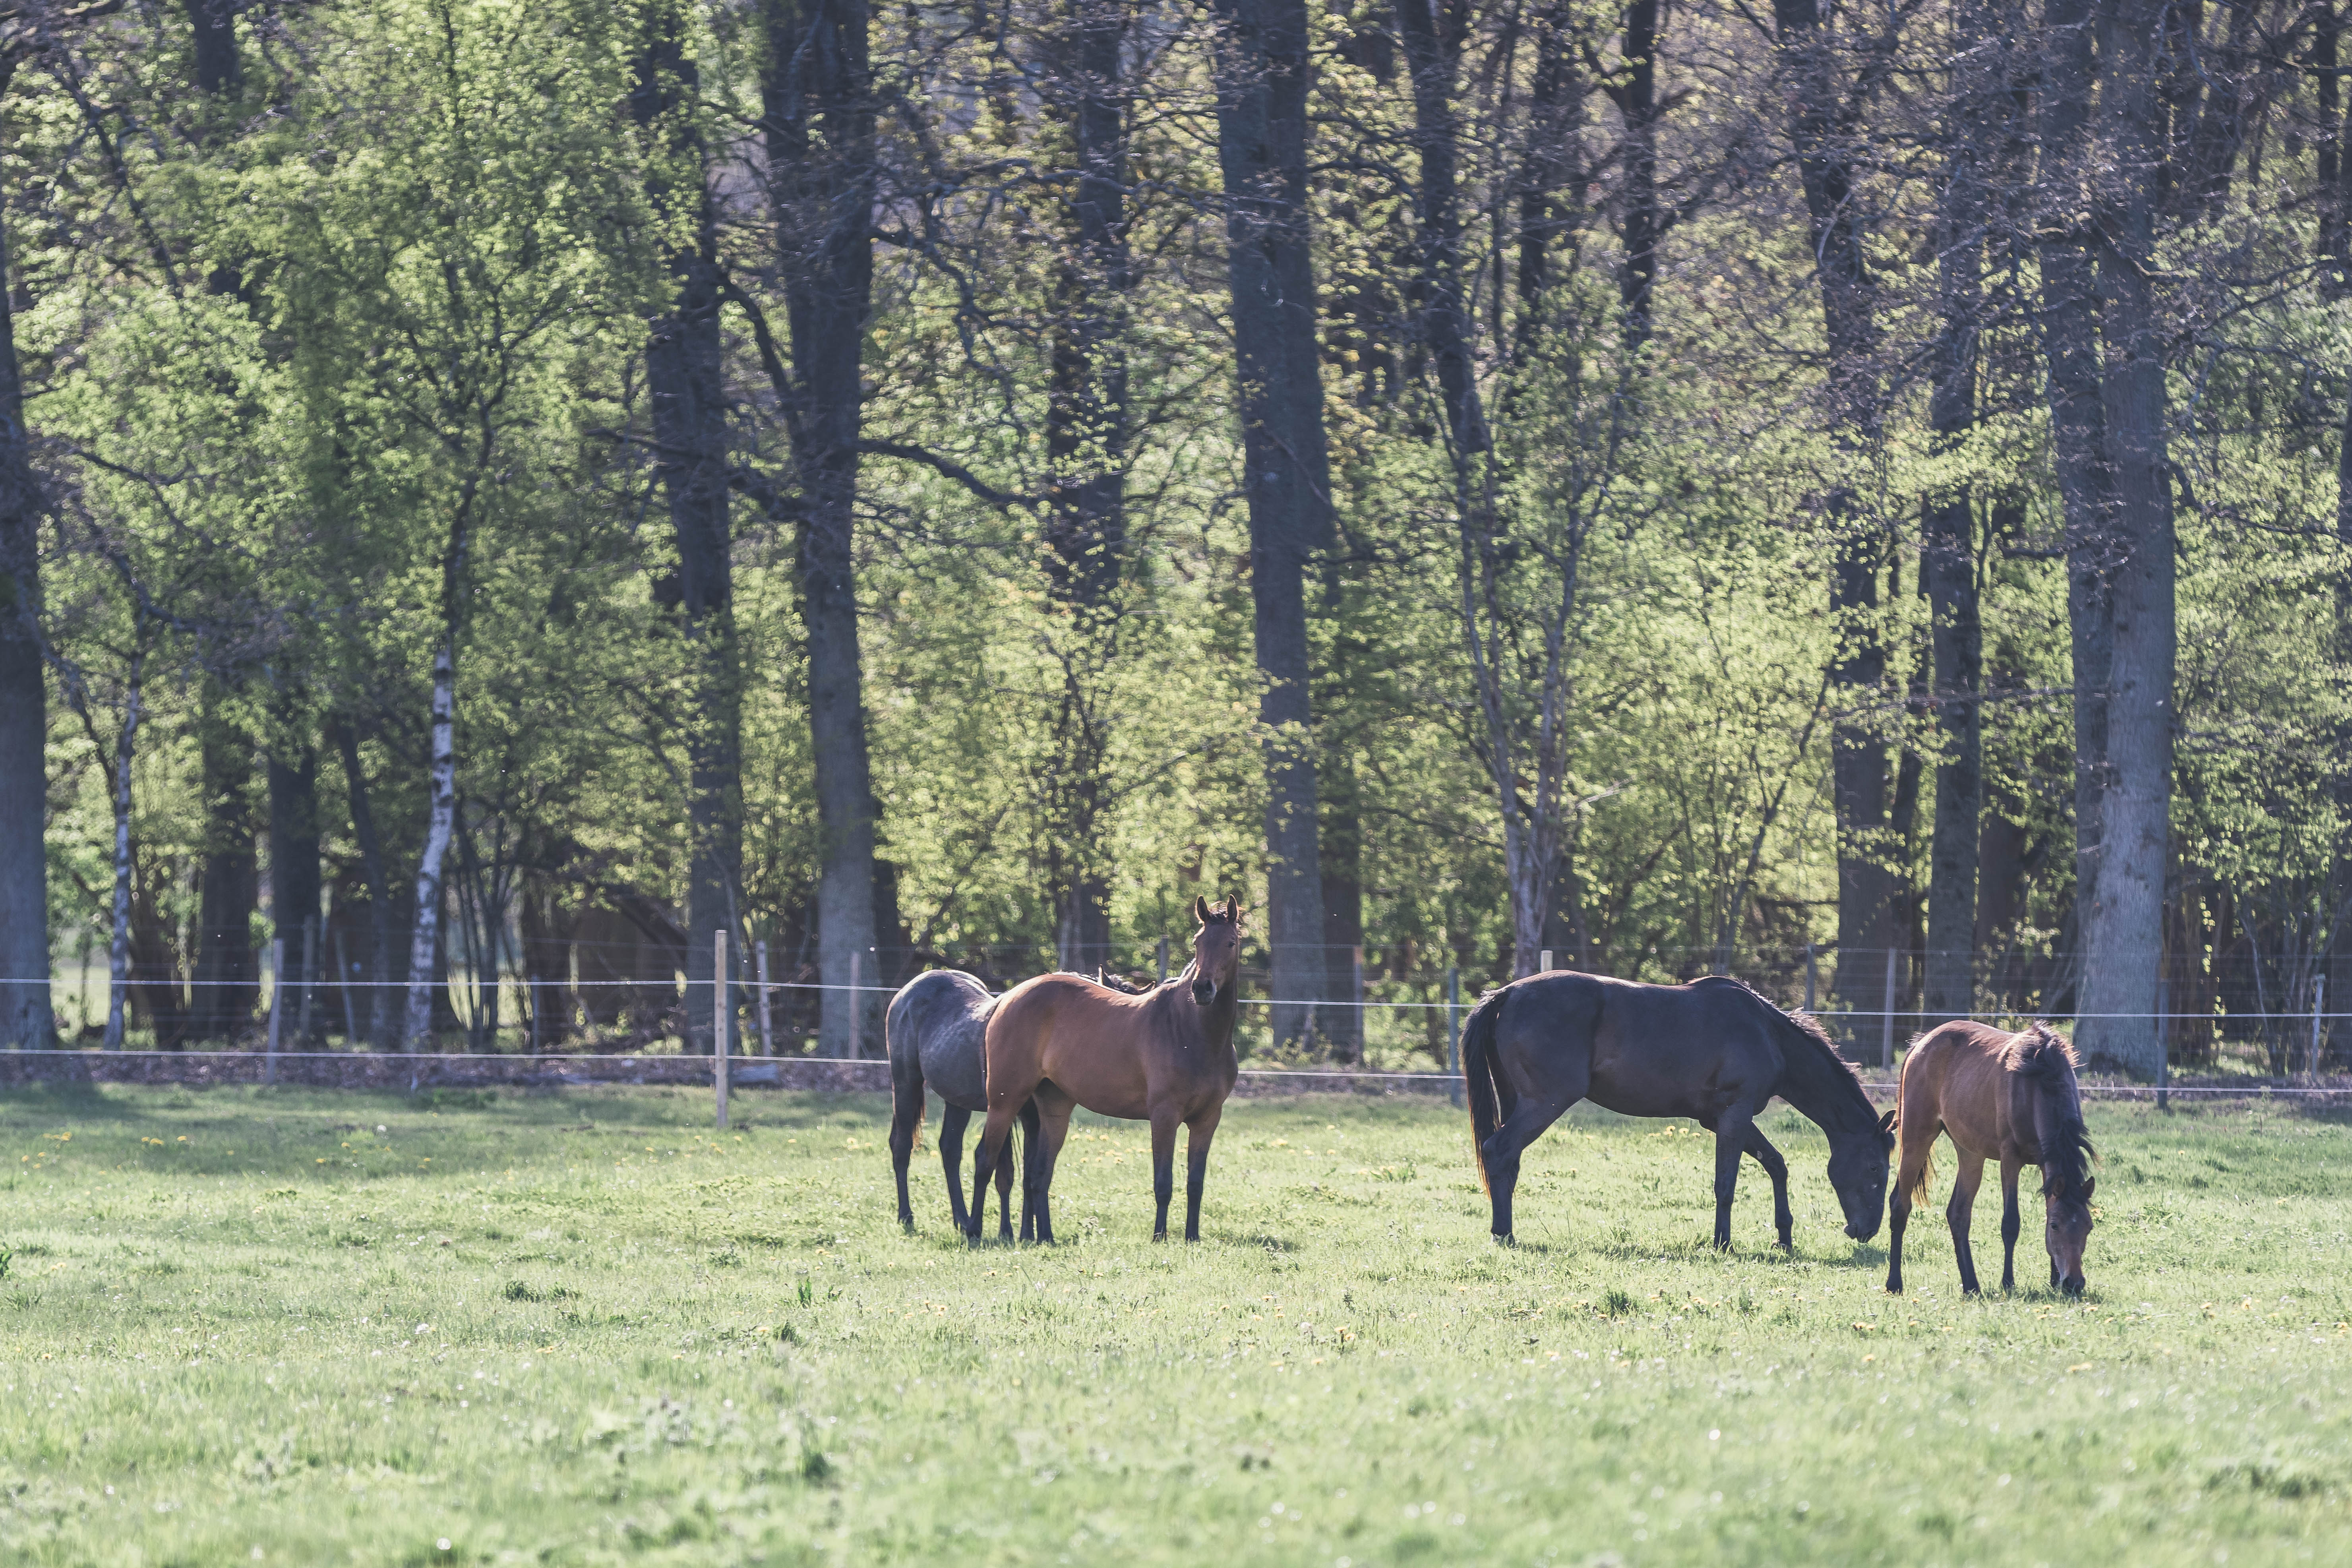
[1886,1021,2096,1297]
[968,896,1243,1243]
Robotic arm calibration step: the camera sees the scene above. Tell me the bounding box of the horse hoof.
[1492,1231,1514,1247]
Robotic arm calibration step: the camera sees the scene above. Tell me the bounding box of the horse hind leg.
[1709,1110,1764,1251]
[1018,1100,1041,1242]
[935,1103,972,1236]
[1482,1090,1579,1245]
[890,1072,929,1232]
[993,1111,1018,1241]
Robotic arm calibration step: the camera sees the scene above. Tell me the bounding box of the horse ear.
[1878,1108,1897,1134]
[1192,894,1210,924]
[2082,1176,2096,1200]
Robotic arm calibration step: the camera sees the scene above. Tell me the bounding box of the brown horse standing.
[968,896,1243,1243]
[1886,1021,2096,1297]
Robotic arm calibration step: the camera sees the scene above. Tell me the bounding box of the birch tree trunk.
[403,642,458,1049]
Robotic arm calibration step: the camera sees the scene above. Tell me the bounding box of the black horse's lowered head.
[1827,1109,1899,1240]
[1188,894,1243,1006]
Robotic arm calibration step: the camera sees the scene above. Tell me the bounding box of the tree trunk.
[104,669,141,1049]
[403,642,458,1049]
[268,737,322,1043]
[1319,739,1364,1059]
[2034,0,2117,975]
[1042,0,1132,980]
[634,8,742,1055]
[2075,0,2175,1078]
[1611,0,1663,347]
[1211,0,1331,1048]
[764,0,880,1057]
[1920,0,1998,1022]
[0,149,48,1050]
[1775,0,1891,1026]
[519,876,573,1049]
[184,0,240,97]
[191,683,258,1041]
[334,720,401,1045]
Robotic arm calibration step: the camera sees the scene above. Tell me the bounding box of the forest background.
[0,0,2344,1078]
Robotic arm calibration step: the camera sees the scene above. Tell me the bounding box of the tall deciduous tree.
[1211,0,1332,1045]
[761,0,883,1056]
[632,1,741,1055]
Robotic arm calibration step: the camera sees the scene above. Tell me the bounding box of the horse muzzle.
[2060,1275,2086,1297]
[1190,980,1216,1005]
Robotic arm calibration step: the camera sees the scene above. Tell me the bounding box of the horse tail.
[1902,1143,1934,1204]
[1462,989,1513,1197]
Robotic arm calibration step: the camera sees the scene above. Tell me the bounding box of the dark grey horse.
[1462,972,1894,1249]
[886,970,1036,1238]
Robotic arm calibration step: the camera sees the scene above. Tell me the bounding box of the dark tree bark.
[1608,0,1664,347]
[1773,0,1891,1022]
[332,719,402,1046]
[763,0,881,1056]
[2328,5,2352,1060]
[633,4,741,1054]
[190,684,258,1041]
[184,0,238,96]
[0,72,47,1047]
[1920,0,2004,1021]
[0,49,45,1048]
[2034,0,2118,997]
[1513,0,1583,350]
[1210,0,1332,1046]
[1392,0,1485,454]
[267,736,322,1042]
[2074,0,2176,1077]
[518,876,573,1049]
[1042,0,1133,977]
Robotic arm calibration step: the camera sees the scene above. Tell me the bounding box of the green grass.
[1,1086,2349,1566]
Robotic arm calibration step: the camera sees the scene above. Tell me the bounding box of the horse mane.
[1091,968,1152,995]
[1699,976,1875,1134]
[2010,1023,2095,1200]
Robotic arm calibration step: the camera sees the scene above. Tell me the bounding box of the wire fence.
[23,925,2348,1085]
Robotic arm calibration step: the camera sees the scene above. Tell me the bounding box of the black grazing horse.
[1462,972,1895,1249]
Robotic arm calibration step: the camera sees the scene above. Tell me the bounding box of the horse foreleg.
[1947,1152,1986,1295]
[935,1102,972,1235]
[1999,1156,2023,1293]
[1709,1113,1755,1251]
[1149,1105,1180,1241]
[1740,1125,1794,1251]
[1183,1103,1223,1243]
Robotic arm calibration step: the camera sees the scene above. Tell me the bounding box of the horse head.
[1826,1108,1897,1241]
[1189,894,1244,1006]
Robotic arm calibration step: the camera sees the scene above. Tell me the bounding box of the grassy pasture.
[0,1085,2348,1566]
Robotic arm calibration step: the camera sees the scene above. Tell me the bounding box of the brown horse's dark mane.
[2009,1023,2095,1201]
